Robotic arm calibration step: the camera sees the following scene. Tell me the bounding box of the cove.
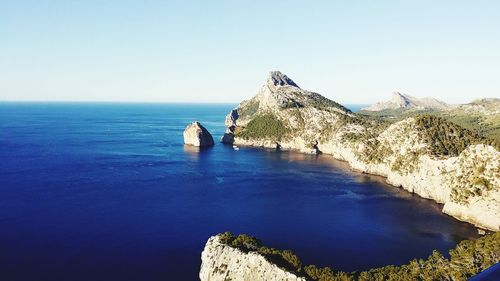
[0,103,479,280]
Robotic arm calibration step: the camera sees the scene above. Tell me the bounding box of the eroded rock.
[199,235,305,281]
[183,121,214,147]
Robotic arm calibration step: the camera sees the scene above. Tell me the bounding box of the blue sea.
[0,103,478,281]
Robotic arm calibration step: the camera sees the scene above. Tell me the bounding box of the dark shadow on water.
[182,144,215,159]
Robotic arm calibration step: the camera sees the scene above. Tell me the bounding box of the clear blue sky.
[1,0,499,104]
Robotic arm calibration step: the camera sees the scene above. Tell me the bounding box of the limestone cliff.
[184,121,214,147]
[199,235,305,281]
[222,71,500,231]
[199,232,500,281]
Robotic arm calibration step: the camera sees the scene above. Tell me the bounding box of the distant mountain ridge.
[437,98,500,141]
[362,95,500,141]
[454,98,500,116]
[362,92,451,111]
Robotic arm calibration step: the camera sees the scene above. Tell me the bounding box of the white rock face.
[221,109,238,144]
[363,92,451,111]
[225,71,500,231]
[183,121,214,147]
[199,235,305,281]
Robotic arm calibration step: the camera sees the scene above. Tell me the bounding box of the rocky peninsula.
[200,232,500,281]
[200,234,306,281]
[221,71,500,231]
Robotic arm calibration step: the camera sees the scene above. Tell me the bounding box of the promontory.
[221,71,500,231]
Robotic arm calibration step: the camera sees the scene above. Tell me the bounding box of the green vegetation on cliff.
[436,99,500,141]
[219,231,500,281]
[306,92,351,113]
[236,113,290,141]
[239,98,260,117]
[437,112,500,140]
[219,232,303,275]
[360,106,500,142]
[414,115,499,156]
[449,147,498,204]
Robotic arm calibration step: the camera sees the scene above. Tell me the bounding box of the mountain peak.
[266,71,300,89]
[248,71,349,114]
[391,91,405,98]
[390,92,411,107]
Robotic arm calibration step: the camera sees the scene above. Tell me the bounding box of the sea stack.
[221,109,238,144]
[183,121,214,147]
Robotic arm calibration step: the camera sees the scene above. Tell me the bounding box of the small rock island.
[183,121,214,147]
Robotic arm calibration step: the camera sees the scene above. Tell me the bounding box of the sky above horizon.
[1,1,499,104]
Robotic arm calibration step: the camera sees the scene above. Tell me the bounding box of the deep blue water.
[0,103,478,281]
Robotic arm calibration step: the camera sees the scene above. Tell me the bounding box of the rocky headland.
[199,232,500,281]
[221,71,500,231]
[200,234,306,281]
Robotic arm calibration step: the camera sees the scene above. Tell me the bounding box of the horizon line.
[0,99,370,105]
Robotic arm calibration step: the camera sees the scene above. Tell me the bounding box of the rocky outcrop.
[362,92,451,111]
[223,71,500,231]
[199,235,305,281]
[183,121,214,147]
[221,109,238,144]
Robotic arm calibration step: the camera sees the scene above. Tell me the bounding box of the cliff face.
[183,121,215,147]
[199,232,500,281]
[222,71,500,231]
[199,235,305,281]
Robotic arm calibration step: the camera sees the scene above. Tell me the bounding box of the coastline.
[227,138,498,232]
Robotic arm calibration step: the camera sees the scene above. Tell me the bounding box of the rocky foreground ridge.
[200,232,500,281]
[222,71,500,231]
[200,235,306,281]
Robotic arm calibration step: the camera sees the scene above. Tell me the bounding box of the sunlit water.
[0,103,478,280]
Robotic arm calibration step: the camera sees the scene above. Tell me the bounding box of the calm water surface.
[0,103,478,280]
